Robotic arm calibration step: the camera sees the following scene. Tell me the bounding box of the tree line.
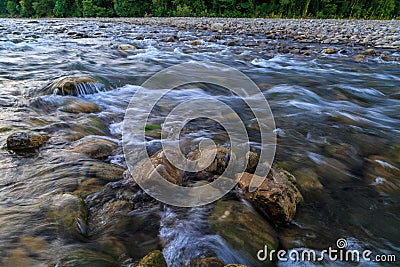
[0,0,399,19]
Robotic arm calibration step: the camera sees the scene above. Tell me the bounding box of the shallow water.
[0,19,399,266]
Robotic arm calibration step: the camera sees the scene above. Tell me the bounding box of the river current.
[0,19,399,266]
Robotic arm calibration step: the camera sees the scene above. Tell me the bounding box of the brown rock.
[186,146,258,180]
[60,98,101,114]
[51,75,99,96]
[381,55,392,62]
[362,48,377,56]
[323,48,336,54]
[237,169,303,224]
[70,137,117,159]
[353,54,366,62]
[132,150,184,185]
[190,40,202,46]
[301,50,313,56]
[7,132,49,151]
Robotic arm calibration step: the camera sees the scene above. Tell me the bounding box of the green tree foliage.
[0,0,398,18]
[0,0,8,14]
[114,0,150,16]
[6,0,20,16]
[53,0,66,16]
[82,0,114,17]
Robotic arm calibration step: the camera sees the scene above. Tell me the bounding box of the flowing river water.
[0,19,399,266]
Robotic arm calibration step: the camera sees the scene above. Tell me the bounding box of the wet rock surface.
[237,169,303,224]
[7,132,49,151]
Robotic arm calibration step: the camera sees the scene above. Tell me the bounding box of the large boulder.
[237,169,303,224]
[7,132,49,151]
[209,200,278,265]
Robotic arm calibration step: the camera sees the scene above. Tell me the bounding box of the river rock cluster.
[94,17,400,62]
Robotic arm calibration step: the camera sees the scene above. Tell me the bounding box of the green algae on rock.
[135,250,167,267]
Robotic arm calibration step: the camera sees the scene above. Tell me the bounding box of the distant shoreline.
[9,17,399,49]
[3,17,400,62]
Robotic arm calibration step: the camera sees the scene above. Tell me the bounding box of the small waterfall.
[73,82,106,96]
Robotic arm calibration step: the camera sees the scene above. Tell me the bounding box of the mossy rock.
[51,76,100,96]
[136,250,167,267]
[73,178,106,198]
[7,132,49,151]
[209,200,278,264]
[85,161,126,182]
[144,124,163,139]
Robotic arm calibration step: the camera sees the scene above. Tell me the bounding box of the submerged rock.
[60,98,102,114]
[7,132,49,151]
[70,137,118,159]
[293,168,324,192]
[48,193,88,238]
[59,248,116,267]
[2,248,32,267]
[73,178,105,198]
[190,40,202,46]
[135,250,167,267]
[84,161,126,182]
[117,44,137,50]
[237,169,303,224]
[209,200,278,264]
